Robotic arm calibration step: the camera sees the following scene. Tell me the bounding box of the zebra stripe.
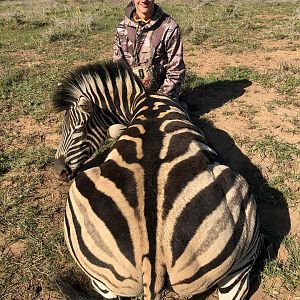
[54,61,263,300]
[53,61,145,175]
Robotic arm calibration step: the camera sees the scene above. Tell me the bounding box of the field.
[0,0,299,299]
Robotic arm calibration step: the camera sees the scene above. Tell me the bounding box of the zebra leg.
[91,279,118,299]
[217,264,251,300]
[91,279,132,300]
[217,233,265,300]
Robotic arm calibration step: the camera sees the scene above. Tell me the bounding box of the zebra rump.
[53,60,263,300]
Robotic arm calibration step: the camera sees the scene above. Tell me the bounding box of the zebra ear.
[78,96,93,114]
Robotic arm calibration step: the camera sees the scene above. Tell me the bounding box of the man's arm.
[157,26,185,100]
[113,26,125,62]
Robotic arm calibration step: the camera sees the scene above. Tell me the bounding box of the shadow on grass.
[182,79,252,115]
[55,269,102,300]
[183,79,290,299]
[182,78,290,236]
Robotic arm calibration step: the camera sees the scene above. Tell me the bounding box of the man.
[113,0,185,103]
[109,0,186,139]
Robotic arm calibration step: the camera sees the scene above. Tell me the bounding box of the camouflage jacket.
[113,2,185,100]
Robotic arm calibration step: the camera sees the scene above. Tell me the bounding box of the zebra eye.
[80,105,92,113]
[73,127,82,134]
[78,96,93,113]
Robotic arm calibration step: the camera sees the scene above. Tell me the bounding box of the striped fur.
[54,61,263,300]
[53,61,145,174]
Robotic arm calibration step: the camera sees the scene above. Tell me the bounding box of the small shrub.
[223,66,254,80]
[0,151,11,176]
[188,25,211,45]
[47,30,78,42]
[0,68,26,97]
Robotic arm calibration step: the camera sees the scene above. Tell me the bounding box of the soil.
[186,40,300,75]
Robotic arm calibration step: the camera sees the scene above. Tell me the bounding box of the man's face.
[134,0,155,19]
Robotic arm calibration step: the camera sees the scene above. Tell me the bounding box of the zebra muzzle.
[53,156,73,182]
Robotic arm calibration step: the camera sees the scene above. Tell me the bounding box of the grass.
[0,207,69,299]
[162,0,300,52]
[248,136,299,164]
[0,0,299,299]
[237,103,258,120]
[269,173,300,206]
[1,65,65,121]
[0,146,54,176]
[222,66,300,96]
[222,66,254,81]
[238,135,300,206]
[0,168,70,299]
[0,68,27,98]
[182,71,218,91]
[262,235,300,295]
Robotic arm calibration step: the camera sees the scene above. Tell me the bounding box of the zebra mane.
[52,60,138,113]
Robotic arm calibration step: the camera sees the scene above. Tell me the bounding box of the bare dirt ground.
[188,41,300,76]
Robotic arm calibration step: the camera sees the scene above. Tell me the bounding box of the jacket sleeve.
[157,26,185,100]
[113,26,125,62]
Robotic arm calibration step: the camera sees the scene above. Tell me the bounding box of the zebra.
[53,60,264,300]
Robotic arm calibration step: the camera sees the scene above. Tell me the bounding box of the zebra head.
[52,61,145,181]
[53,95,96,181]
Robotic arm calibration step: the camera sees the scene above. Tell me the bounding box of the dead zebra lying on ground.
[53,60,264,300]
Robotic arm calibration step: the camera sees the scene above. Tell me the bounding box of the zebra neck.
[99,84,146,125]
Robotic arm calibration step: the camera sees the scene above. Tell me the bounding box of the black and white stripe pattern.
[53,61,145,175]
[53,61,263,300]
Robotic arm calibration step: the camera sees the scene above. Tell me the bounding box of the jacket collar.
[124,2,165,29]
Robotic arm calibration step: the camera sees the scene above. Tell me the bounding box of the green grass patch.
[257,72,300,96]
[276,75,300,95]
[0,11,49,29]
[162,0,299,52]
[0,147,55,176]
[0,68,27,97]
[0,151,11,176]
[0,168,69,298]
[0,200,69,299]
[0,175,44,234]
[249,135,299,164]
[0,65,62,121]
[274,97,299,108]
[46,30,78,43]
[222,66,300,96]
[237,103,259,120]
[182,70,218,91]
[222,66,254,81]
[188,27,211,45]
[262,235,300,294]
[268,172,300,206]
